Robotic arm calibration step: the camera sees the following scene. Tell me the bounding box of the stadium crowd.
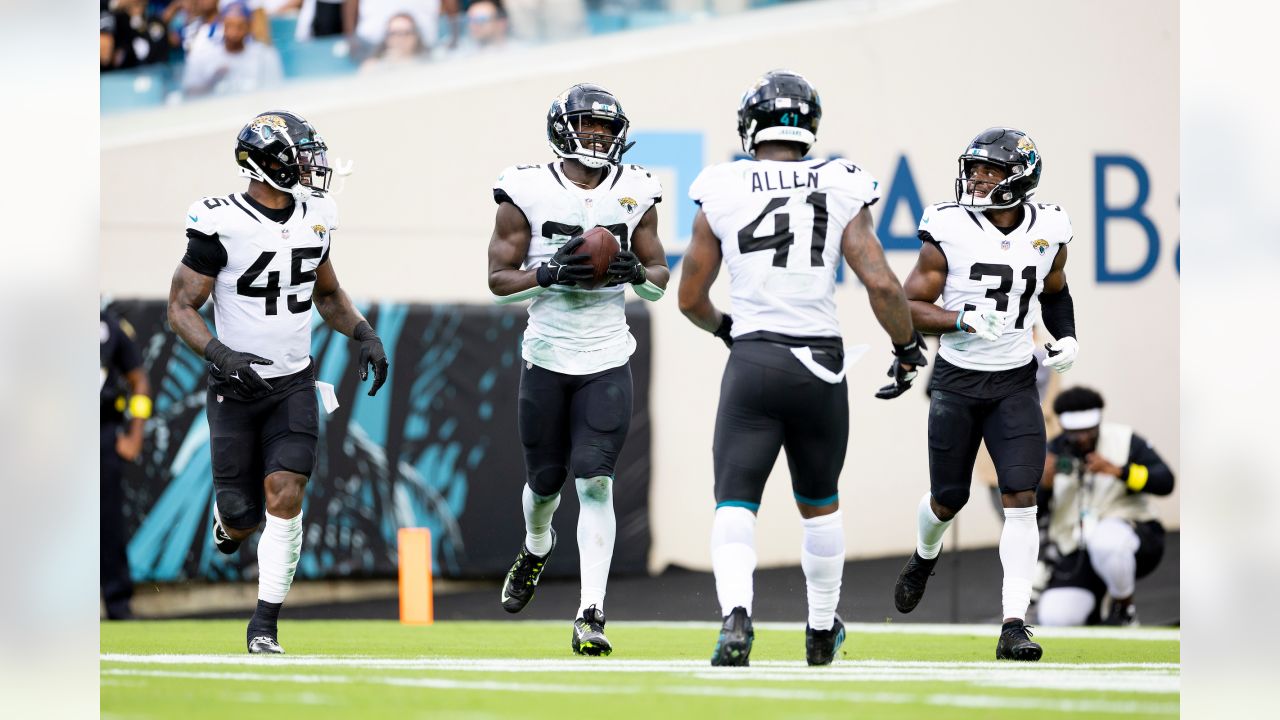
[101,1,768,105]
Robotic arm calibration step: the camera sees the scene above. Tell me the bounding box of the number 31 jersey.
[920,201,1072,372]
[493,161,662,375]
[689,158,881,340]
[181,193,337,379]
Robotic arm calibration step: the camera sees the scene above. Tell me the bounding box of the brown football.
[577,226,621,290]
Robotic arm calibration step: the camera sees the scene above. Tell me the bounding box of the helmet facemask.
[553,109,630,169]
[955,158,1029,210]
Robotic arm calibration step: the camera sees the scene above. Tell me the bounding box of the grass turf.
[102,620,1179,720]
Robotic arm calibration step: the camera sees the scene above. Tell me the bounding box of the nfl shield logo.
[281,228,290,239]
[1001,239,1011,250]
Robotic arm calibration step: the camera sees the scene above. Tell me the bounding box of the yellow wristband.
[1126,464,1149,492]
[128,395,153,420]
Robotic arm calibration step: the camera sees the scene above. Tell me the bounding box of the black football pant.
[101,423,133,620]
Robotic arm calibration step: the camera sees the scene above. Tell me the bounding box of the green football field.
[101,620,1179,719]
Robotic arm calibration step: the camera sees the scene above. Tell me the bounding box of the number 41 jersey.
[181,193,337,379]
[920,201,1073,372]
[689,158,881,339]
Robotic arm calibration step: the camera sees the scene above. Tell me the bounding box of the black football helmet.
[955,127,1042,210]
[546,83,634,169]
[737,70,822,154]
[235,110,331,201]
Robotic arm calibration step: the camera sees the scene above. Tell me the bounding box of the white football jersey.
[184,192,337,378]
[493,160,662,375]
[689,158,881,339]
[920,201,1073,371]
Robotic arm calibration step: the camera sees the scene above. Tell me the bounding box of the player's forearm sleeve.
[1126,433,1175,495]
[1039,283,1076,339]
[633,279,665,302]
[493,285,548,305]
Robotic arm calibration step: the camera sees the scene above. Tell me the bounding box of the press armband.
[1126,463,1150,492]
[128,395,153,420]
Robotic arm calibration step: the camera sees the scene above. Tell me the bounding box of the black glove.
[875,331,929,400]
[354,321,389,396]
[536,236,595,287]
[713,314,734,349]
[204,337,273,396]
[606,250,646,286]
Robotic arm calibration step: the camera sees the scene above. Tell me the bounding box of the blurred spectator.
[100,309,151,620]
[503,0,584,43]
[1035,386,1175,627]
[101,0,170,70]
[294,0,346,41]
[182,2,283,97]
[359,12,430,71]
[180,0,223,54]
[343,0,458,58]
[450,0,511,56]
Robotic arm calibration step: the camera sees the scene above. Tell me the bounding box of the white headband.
[1058,408,1102,430]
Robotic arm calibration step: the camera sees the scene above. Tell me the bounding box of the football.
[577,226,621,290]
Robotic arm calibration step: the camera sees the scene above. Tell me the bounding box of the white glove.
[955,309,1008,342]
[1042,336,1079,373]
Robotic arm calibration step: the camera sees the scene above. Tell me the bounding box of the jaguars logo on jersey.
[618,197,637,214]
[1032,238,1050,255]
[312,224,327,240]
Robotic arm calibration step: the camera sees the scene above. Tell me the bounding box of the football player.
[167,111,389,654]
[487,83,669,656]
[891,127,1079,661]
[678,70,925,667]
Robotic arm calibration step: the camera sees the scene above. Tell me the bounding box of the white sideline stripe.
[100,655,1179,694]
[621,620,1180,642]
[102,669,1178,716]
[101,654,1179,672]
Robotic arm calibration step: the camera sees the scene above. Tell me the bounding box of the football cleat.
[996,619,1043,661]
[571,605,612,656]
[1102,599,1139,627]
[710,606,754,667]
[805,615,846,666]
[212,506,241,555]
[247,634,285,654]
[500,530,556,613]
[894,548,941,613]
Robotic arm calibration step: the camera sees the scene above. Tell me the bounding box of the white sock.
[522,484,560,556]
[1000,506,1038,621]
[257,511,303,604]
[800,511,844,631]
[711,506,757,617]
[916,492,952,560]
[1086,518,1141,599]
[575,476,615,617]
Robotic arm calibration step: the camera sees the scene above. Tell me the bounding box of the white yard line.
[101,654,1179,695]
[102,668,1178,716]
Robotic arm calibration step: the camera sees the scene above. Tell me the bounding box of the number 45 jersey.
[689,158,881,340]
[181,193,337,379]
[919,201,1073,372]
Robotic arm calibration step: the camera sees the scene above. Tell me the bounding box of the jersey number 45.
[237,248,323,315]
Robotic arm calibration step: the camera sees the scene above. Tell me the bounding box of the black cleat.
[247,633,285,654]
[806,615,846,666]
[571,605,612,656]
[1102,600,1139,626]
[500,530,556,613]
[996,619,1042,661]
[212,507,241,555]
[894,548,941,613]
[710,606,754,667]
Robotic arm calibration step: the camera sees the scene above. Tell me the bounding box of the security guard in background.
[100,308,151,620]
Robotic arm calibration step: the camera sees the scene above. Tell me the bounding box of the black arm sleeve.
[1126,432,1175,495]
[1039,283,1076,339]
[109,315,144,374]
[181,229,227,277]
